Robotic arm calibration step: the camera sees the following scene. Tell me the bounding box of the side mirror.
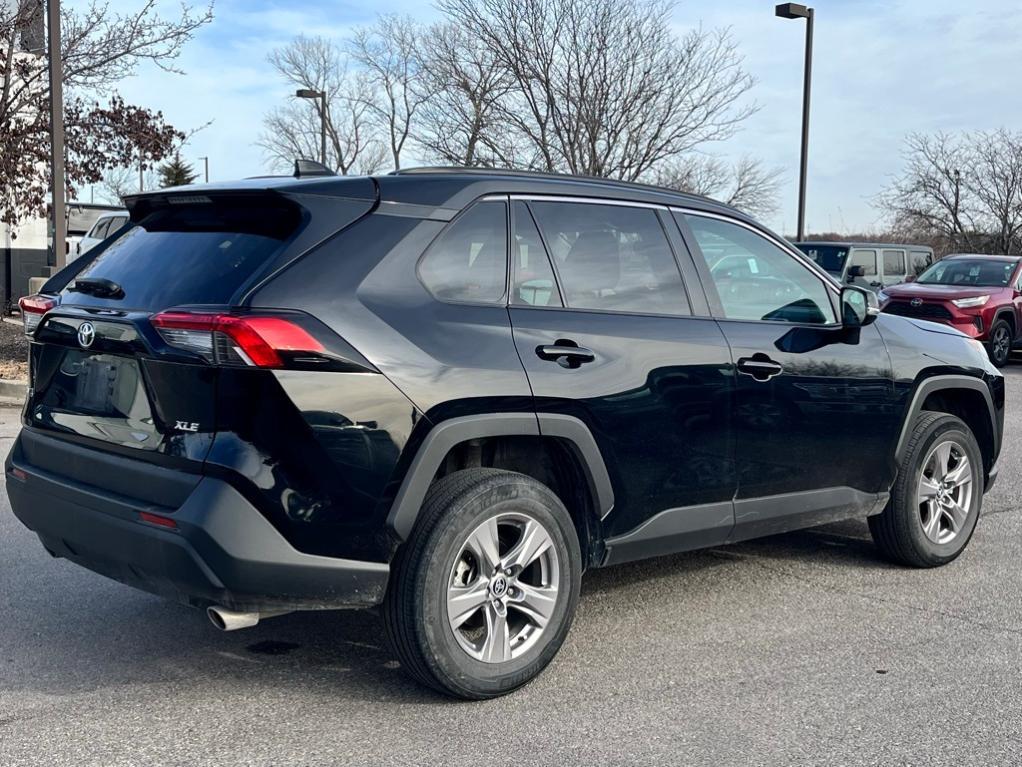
[846,265,865,281]
[904,274,916,282]
[841,286,879,327]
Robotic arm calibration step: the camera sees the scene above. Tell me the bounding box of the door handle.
[737,356,783,382]
[536,343,595,368]
[870,281,882,287]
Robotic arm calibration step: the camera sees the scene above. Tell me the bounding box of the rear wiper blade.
[73,277,124,299]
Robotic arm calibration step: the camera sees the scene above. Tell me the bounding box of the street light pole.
[46,0,67,269]
[199,156,209,183]
[295,88,327,166]
[776,3,814,241]
[320,90,327,167]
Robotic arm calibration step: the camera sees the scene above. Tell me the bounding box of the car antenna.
[293,159,336,178]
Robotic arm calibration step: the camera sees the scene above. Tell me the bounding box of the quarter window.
[683,214,836,325]
[418,201,507,303]
[528,201,689,315]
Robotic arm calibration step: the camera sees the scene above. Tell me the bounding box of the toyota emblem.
[77,321,96,348]
[910,298,923,308]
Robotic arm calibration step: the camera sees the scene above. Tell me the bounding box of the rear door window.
[528,201,689,315]
[63,197,303,310]
[882,249,906,278]
[511,201,562,308]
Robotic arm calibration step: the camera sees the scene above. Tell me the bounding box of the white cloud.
[78,0,1022,234]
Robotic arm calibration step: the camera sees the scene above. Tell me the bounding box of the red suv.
[879,254,1022,367]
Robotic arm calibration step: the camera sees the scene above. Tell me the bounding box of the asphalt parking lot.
[2,372,1022,766]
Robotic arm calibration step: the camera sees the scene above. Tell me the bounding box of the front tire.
[383,468,582,699]
[987,319,1012,367]
[869,412,983,567]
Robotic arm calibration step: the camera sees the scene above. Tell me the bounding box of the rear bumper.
[6,431,389,612]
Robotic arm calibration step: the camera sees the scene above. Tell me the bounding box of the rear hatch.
[24,185,376,470]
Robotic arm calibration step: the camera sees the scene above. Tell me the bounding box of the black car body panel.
[7,169,1005,612]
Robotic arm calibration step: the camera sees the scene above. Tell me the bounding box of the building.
[1,0,56,307]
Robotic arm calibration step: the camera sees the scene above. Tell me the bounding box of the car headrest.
[563,230,620,295]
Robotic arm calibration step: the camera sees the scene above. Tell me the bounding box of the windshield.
[916,258,1018,287]
[795,244,848,275]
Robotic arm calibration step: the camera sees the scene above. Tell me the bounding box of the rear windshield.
[796,244,848,275]
[62,198,302,310]
[916,258,1018,287]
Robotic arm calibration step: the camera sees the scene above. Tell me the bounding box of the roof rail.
[388,166,713,203]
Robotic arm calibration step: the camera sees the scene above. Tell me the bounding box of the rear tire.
[869,412,983,567]
[987,319,1012,367]
[383,468,582,699]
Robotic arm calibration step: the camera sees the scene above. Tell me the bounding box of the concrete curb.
[0,379,27,407]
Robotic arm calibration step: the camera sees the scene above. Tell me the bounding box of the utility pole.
[199,156,209,183]
[46,0,67,269]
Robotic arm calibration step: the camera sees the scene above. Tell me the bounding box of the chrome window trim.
[508,193,670,212]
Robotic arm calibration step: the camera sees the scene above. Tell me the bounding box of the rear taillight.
[150,311,325,368]
[18,294,57,336]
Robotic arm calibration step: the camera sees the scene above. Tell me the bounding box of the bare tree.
[413,22,517,167]
[94,164,153,204]
[655,155,782,217]
[879,130,1022,255]
[258,36,385,176]
[435,0,756,182]
[1,0,212,229]
[348,15,433,171]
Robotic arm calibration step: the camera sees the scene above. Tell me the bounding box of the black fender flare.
[386,412,615,540]
[894,374,998,465]
[991,308,1017,336]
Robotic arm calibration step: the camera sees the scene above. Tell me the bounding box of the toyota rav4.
[879,254,1022,367]
[7,169,1005,699]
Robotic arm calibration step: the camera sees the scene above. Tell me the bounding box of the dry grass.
[0,319,29,381]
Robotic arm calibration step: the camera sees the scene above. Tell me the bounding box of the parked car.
[73,209,129,260]
[795,241,934,290]
[8,169,1004,699]
[878,254,1022,367]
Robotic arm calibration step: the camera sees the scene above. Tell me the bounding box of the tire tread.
[869,411,980,567]
[382,468,508,695]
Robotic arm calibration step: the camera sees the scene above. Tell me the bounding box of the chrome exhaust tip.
[206,606,289,631]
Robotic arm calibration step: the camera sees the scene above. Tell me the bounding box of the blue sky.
[97,0,1022,234]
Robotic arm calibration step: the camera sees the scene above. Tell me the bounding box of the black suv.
[7,169,1004,699]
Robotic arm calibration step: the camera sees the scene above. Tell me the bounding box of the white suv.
[74,210,129,260]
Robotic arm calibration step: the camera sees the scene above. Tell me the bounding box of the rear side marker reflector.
[150,312,325,368]
[10,468,27,482]
[139,512,178,530]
